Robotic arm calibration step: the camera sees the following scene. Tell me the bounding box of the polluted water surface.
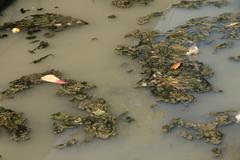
[0,0,240,160]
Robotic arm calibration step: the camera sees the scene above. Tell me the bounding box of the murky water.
[0,0,240,160]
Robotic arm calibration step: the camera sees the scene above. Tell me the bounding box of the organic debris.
[229,55,240,61]
[137,11,164,25]
[211,147,222,158]
[117,111,135,123]
[112,0,153,8]
[117,33,213,104]
[136,0,228,25]
[117,12,240,104]
[0,106,30,141]
[26,35,36,40]
[171,0,228,9]
[31,40,40,43]
[31,54,54,64]
[0,13,88,36]
[107,14,117,19]
[0,33,8,39]
[0,13,88,54]
[51,112,83,134]
[214,41,233,52]
[0,69,62,99]
[37,8,44,11]
[179,130,193,140]
[56,79,96,96]
[162,110,237,145]
[52,79,118,148]
[56,138,79,149]
[20,8,30,14]
[43,32,55,38]
[28,41,49,54]
[91,37,98,41]
[0,71,119,148]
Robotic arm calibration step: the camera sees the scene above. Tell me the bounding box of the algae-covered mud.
[0,0,240,160]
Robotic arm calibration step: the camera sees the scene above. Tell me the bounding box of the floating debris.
[170,62,181,70]
[117,34,213,103]
[56,138,79,149]
[117,111,135,123]
[41,74,65,84]
[0,13,88,54]
[11,27,20,33]
[37,8,44,11]
[20,8,30,14]
[211,147,223,158]
[51,112,82,134]
[0,33,8,39]
[31,54,54,64]
[0,70,120,148]
[0,69,62,99]
[112,0,153,8]
[171,0,228,9]
[29,41,49,54]
[229,55,240,61]
[112,0,133,8]
[137,11,164,25]
[0,13,88,35]
[91,37,98,41]
[56,79,96,96]
[122,115,135,123]
[162,110,238,145]
[0,106,30,141]
[186,44,199,56]
[235,112,240,122]
[214,41,233,52]
[127,69,133,73]
[25,35,36,40]
[136,0,228,25]
[107,14,117,19]
[43,32,55,38]
[52,79,118,148]
[30,40,40,43]
[226,22,238,27]
[179,130,194,140]
[117,12,240,104]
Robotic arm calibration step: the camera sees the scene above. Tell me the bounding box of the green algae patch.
[112,0,153,8]
[0,106,30,142]
[117,12,240,104]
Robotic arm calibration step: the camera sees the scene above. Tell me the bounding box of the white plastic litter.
[235,112,240,123]
[226,22,238,27]
[11,28,21,33]
[186,45,199,56]
[41,74,65,85]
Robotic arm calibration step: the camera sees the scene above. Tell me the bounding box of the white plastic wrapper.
[186,45,199,56]
[235,112,240,123]
[41,74,65,84]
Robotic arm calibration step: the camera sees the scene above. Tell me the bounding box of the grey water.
[0,0,240,160]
